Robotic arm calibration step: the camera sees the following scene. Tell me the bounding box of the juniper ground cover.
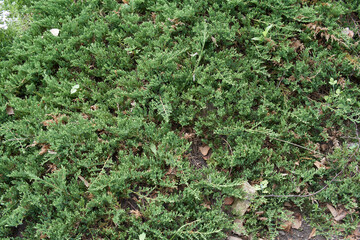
[1,0,360,239]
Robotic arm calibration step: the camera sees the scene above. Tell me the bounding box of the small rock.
[233,219,246,236]
[231,181,257,216]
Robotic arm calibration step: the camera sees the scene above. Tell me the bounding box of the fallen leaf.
[199,145,210,156]
[211,36,218,47]
[78,175,90,187]
[224,197,234,205]
[138,233,146,240]
[281,220,292,232]
[39,145,50,155]
[6,105,14,115]
[47,150,57,155]
[342,27,354,38]
[334,209,347,221]
[308,228,316,239]
[314,161,325,169]
[203,153,211,160]
[292,217,302,229]
[90,105,99,110]
[42,119,54,126]
[353,226,360,237]
[201,202,211,209]
[326,204,338,218]
[183,133,194,139]
[130,210,142,219]
[71,84,80,94]
[27,141,38,148]
[50,28,60,36]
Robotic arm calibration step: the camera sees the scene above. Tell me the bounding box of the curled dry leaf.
[201,202,211,209]
[334,209,348,221]
[47,150,57,155]
[342,27,354,38]
[199,145,210,156]
[39,145,50,155]
[130,210,142,219]
[78,175,90,187]
[42,119,54,126]
[90,105,99,110]
[211,36,218,47]
[6,105,14,115]
[281,220,292,233]
[183,132,195,140]
[326,204,338,218]
[314,161,325,169]
[27,141,38,148]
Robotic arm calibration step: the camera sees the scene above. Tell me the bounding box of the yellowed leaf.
[199,145,210,156]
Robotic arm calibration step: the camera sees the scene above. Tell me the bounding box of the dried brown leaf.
[281,220,292,233]
[130,210,142,219]
[292,216,302,229]
[78,175,90,187]
[39,145,50,155]
[224,197,234,205]
[334,209,347,221]
[308,228,316,239]
[27,141,38,148]
[353,226,360,237]
[90,105,99,110]
[199,145,210,156]
[211,36,218,47]
[6,105,14,115]
[47,150,57,155]
[201,202,211,209]
[42,119,54,126]
[342,28,354,38]
[326,204,338,218]
[314,161,325,169]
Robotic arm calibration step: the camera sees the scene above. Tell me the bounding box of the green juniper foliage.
[1,0,360,239]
